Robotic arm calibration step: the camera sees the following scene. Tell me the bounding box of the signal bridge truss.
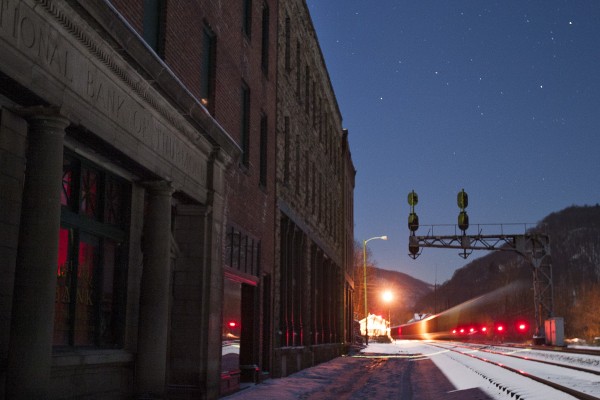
[409,229,553,342]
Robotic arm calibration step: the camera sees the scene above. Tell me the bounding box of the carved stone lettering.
[86,69,126,120]
[0,1,207,187]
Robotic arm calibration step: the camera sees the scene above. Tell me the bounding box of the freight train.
[391,285,533,343]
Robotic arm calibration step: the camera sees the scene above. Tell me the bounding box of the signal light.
[407,191,419,232]
[496,325,504,332]
[517,323,527,331]
[228,321,238,328]
[457,189,469,232]
[481,327,487,333]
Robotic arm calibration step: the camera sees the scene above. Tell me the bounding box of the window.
[305,66,310,113]
[295,135,300,195]
[200,26,217,113]
[296,41,301,95]
[55,153,130,348]
[241,83,250,166]
[243,0,252,38]
[261,3,270,73]
[285,16,291,71]
[259,114,268,187]
[284,116,290,184]
[143,0,166,57]
[225,225,260,277]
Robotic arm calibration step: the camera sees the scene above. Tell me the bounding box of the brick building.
[0,0,353,398]
[272,0,356,377]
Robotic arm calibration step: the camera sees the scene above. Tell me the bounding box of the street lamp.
[363,235,388,345]
[382,290,393,338]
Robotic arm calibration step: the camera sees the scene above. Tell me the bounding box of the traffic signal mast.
[407,189,563,346]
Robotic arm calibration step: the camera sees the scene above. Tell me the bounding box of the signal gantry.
[406,189,562,345]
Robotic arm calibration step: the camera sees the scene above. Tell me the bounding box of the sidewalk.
[222,343,492,399]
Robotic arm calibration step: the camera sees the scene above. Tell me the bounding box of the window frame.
[55,152,130,349]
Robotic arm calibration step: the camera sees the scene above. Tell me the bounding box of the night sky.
[306,1,600,284]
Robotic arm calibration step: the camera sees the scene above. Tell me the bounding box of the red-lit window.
[104,178,124,225]
[61,158,73,206]
[54,153,130,348]
[80,166,99,219]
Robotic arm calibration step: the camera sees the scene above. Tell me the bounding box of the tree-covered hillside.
[413,205,600,341]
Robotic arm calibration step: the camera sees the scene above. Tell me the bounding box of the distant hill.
[357,266,433,326]
[370,268,433,308]
[413,205,600,341]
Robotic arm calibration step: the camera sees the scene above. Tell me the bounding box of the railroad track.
[427,341,600,400]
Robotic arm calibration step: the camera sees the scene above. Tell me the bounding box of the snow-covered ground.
[222,341,600,399]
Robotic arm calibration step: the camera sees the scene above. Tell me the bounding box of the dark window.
[55,153,130,348]
[296,41,301,95]
[200,27,217,113]
[259,114,268,187]
[305,66,310,113]
[225,225,260,277]
[284,116,290,184]
[285,16,291,71]
[261,3,270,73]
[243,0,252,37]
[143,0,166,57]
[241,83,251,166]
[295,135,300,195]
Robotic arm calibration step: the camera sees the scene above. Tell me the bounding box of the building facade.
[0,0,353,398]
[273,0,356,377]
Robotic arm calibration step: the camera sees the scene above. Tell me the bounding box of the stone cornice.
[35,0,240,167]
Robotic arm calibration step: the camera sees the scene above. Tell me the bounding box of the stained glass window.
[80,166,98,219]
[54,152,129,348]
[61,158,73,207]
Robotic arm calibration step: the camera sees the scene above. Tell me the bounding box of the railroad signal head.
[407,191,419,232]
[408,212,419,232]
[457,188,468,210]
[457,189,469,233]
[408,190,418,207]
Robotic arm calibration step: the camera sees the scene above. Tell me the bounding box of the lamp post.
[363,235,388,345]
[382,290,393,338]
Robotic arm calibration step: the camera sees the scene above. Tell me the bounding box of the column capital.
[14,106,70,131]
[142,180,175,196]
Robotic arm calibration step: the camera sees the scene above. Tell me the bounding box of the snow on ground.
[222,341,595,399]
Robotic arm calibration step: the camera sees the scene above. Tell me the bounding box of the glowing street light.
[382,290,393,337]
[363,235,388,345]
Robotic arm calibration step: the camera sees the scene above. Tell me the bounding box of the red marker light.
[228,321,237,328]
[518,323,526,331]
[497,325,504,332]
[482,327,487,332]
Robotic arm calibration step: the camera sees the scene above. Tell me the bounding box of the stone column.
[6,112,69,399]
[136,181,173,397]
